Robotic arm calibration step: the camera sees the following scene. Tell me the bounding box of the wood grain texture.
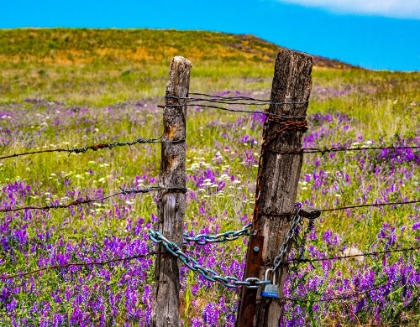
[151,56,191,327]
[251,49,312,326]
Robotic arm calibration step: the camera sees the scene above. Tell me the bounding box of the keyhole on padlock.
[261,269,279,299]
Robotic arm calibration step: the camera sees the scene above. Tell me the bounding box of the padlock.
[261,269,279,298]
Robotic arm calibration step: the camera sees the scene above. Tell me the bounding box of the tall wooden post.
[152,56,191,327]
[237,49,312,326]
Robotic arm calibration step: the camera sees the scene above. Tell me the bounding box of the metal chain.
[149,207,319,288]
[183,223,252,245]
[149,228,270,289]
[272,211,302,271]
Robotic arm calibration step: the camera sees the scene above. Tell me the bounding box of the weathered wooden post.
[237,49,312,326]
[151,56,191,327]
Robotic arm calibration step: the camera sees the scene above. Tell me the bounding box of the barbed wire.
[159,103,307,120]
[287,246,420,265]
[0,186,187,213]
[0,252,162,280]
[305,145,420,154]
[0,136,184,161]
[164,95,420,157]
[1,188,417,215]
[189,92,276,102]
[323,199,420,212]
[266,145,420,156]
[166,94,308,106]
[281,277,416,303]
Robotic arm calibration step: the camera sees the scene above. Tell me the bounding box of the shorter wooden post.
[151,56,191,327]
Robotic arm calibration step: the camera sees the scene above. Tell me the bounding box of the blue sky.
[1,0,420,71]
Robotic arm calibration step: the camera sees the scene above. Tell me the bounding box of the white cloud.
[279,0,420,19]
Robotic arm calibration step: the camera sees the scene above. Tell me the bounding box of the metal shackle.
[264,268,276,284]
[261,268,279,298]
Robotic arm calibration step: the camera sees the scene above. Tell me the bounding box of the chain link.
[183,223,252,245]
[149,206,319,288]
[149,228,270,289]
[272,210,302,271]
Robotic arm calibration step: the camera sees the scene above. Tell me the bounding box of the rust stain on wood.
[238,235,264,327]
[168,125,176,139]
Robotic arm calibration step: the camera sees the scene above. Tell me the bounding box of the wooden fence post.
[237,49,312,326]
[151,56,191,327]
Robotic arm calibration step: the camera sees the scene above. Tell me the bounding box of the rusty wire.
[0,136,183,161]
[158,103,307,120]
[0,252,163,280]
[265,145,420,155]
[287,246,420,265]
[263,115,308,147]
[0,186,187,213]
[161,93,308,119]
[280,277,415,303]
[167,93,308,106]
[323,199,420,212]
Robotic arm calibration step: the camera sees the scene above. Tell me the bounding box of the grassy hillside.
[0,29,278,104]
[0,28,355,68]
[0,29,419,326]
[0,28,357,104]
[1,29,419,137]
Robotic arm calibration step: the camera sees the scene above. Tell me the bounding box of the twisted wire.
[0,186,187,213]
[169,93,308,105]
[158,103,307,120]
[287,246,420,265]
[0,252,162,280]
[161,93,307,119]
[0,136,183,161]
[281,277,415,303]
[263,114,308,147]
[323,199,420,212]
[266,145,420,155]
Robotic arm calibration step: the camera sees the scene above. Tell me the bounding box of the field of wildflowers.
[0,29,419,326]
